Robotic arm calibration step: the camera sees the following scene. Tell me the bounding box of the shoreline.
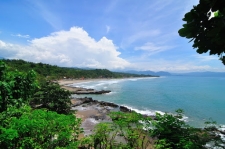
[57,77,156,86]
[58,78,154,136]
[57,78,111,86]
[70,97,154,137]
[59,79,225,138]
[71,97,131,136]
[58,79,112,94]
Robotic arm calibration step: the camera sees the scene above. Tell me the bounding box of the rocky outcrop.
[71,97,156,136]
[71,97,119,108]
[76,90,111,94]
[98,101,119,108]
[120,106,132,112]
[62,86,111,94]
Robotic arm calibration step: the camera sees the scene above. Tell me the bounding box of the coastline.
[57,77,153,86]
[57,78,110,86]
[58,78,153,136]
[59,78,225,140]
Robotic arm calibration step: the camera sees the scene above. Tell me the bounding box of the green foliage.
[178,0,225,64]
[80,110,224,149]
[92,122,115,148]
[0,105,82,148]
[149,109,225,149]
[31,81,72,114]
[0,61,37,112]
[0,61,82,148]
[149,109,203,148]
[2,59,154,80]
[109,111,152,148]
[80,111,152,148]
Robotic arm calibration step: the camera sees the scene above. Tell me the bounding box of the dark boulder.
[120,106,131,112]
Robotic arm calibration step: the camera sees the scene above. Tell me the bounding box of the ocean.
[71,76,225,128]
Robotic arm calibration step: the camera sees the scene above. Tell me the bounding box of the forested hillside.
[2,59,154,80]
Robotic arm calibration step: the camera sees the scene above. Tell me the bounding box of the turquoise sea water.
[71,76,225,127]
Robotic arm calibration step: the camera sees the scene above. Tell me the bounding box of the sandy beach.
[57,77,145,86]
[57,78,110,86]
[58,79,112,94]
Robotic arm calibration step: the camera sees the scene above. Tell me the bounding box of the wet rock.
[120,106,131,112]
[71,97,94,107]
[99,101,119,108]
[76,90,111,94]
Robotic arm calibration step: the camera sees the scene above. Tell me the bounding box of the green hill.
[2,59,154,80]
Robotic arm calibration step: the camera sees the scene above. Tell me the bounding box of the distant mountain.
[120,70,225,77]
[122,70,171,76]
[173,71,225,77]
[156,71,172,76]
[69,67,95,70]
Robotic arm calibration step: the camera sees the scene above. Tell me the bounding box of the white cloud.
[11,34,30,38]
[0,27,130,69]
[0,40,21,58]
[0,40,6,47]
[121,30,161,48]
[135,42,172,53]
[129,60,219,73]
[106,25,110,33]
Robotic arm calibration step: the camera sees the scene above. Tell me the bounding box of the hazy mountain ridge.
[122,70,171,76]
[120,70,225,77]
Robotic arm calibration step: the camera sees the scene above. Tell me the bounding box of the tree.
[150,109,205,148]
[31,81,72,114]
[0,61,82,148]
[178,0,225,64]
[149,110,225,149]
[0,61,37,112]
[0,105,82,148]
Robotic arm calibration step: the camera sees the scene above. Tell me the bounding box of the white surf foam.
[105,91,117,95]
[121,105,163,116]
[69,77,160,89]
[120,105,189,122]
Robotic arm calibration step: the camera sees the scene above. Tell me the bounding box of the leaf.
[207,27,220,37]
[178,28,188,37]
[183,12,194,22]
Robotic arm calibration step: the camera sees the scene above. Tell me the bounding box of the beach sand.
[57,78,110,86]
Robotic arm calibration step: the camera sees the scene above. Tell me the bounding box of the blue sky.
[0,0,224,72]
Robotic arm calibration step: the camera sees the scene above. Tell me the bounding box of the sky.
[0,0,225,73]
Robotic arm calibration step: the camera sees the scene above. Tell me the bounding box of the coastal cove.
[61,76,225,128]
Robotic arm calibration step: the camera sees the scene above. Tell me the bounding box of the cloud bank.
[0,27,130,69]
